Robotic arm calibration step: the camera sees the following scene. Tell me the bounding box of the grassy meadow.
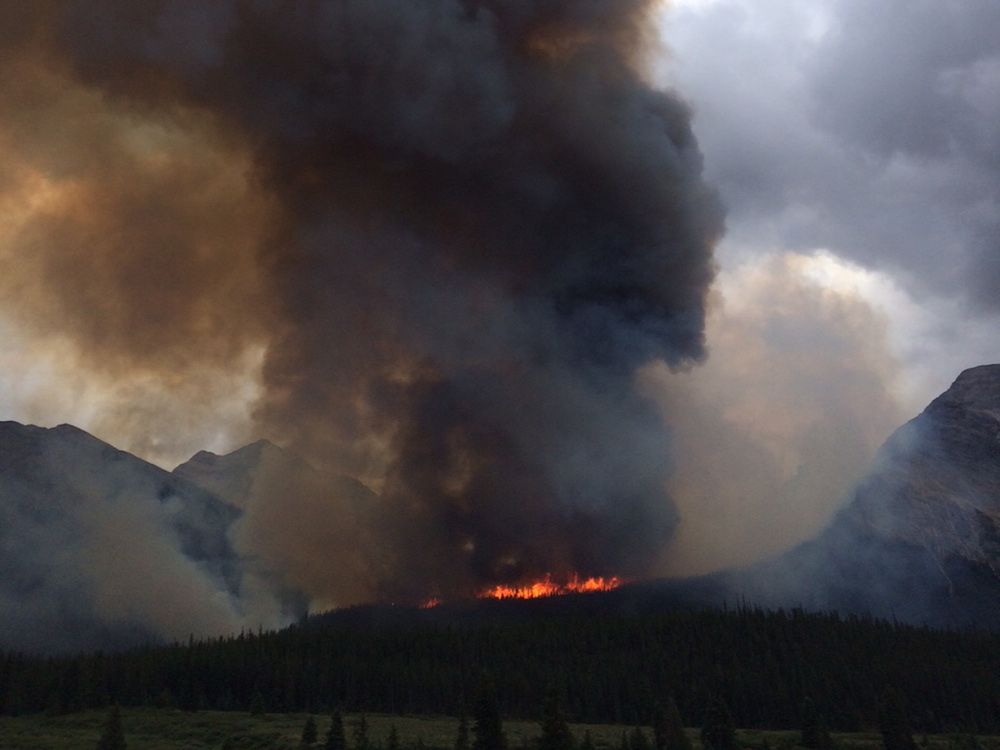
[1,709,998,750]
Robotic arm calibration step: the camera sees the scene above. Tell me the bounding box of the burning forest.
[0,0,722,612]
[3,1,1000,746]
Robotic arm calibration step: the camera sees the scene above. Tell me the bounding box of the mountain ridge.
[2,363,999,653]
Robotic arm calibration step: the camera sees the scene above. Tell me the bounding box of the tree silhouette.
[654,698,691,750]
[540,687,574,750]
[801,698,832,750]
[96,704,126,750]
[456,712,471,750]
[880,689,917,750]
[326,710,347,750]
[354,714,372,750]
[473,675,505,750]
[701,696,735,750]
[249,690,266,717]
[301,715,318,746]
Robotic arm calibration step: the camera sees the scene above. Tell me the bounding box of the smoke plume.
[641,253,904,575]
[0,2,722,603]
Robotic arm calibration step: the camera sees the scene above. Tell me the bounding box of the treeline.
[1,606,998,732]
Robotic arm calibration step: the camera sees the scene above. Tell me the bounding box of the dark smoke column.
[52,0,723,601]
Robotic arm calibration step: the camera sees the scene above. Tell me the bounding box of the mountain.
[174,439,379,612]
[0,422,243,652]
[2,364,998,653]
[725,364,1000,627]
[173,439,374,515]
[0,421,375,653]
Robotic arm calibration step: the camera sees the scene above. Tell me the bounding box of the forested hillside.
[3,606,997,732]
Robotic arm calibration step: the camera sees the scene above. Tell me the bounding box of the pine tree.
[472,675,505,750]
[581,731,595,750]
[456,713,471,750]
[539,688,574,750]
[880,689,917,750]
[801,698,832,750]
[388,725,400,750]
[326,710,347,750]
[302,715,318,746]
[96,704,126,750]
[654,699,691,750]
[700,696,736,750]
[250,690,266,717]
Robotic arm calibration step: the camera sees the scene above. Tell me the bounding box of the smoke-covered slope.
[729,365,1000,627]
[174,439,374,515]
[0,422,246,652]
[174,440,380,608]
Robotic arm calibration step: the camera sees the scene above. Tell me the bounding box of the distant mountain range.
[1,365,998,652]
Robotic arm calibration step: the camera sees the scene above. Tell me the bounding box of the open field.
[1,709,998,750]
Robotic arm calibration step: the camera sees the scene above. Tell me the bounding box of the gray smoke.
[1,1,722,602]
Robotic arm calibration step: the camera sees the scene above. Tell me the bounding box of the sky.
[1,0,998,582]
[641,0,1000,569]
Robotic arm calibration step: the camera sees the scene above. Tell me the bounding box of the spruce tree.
[96,704,126,750]
[800,698,832,750]
[250,690,266,717]
[355,714,372,750]
[654,699,691,750]
[472,675,505,750]
[539,688,574,750]
[326,710,347,750]
[302,715,318,746]
[456,713,471,750]
[700,696,736,750]
[880,689,917,750]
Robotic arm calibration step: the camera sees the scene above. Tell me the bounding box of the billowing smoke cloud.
[641,253,904,575]
[661,0,1000,391]
[0,1,722,603]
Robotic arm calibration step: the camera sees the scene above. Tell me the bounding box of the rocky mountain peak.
[928,364,1000,421]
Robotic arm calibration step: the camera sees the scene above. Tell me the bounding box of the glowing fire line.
[479,573,624,600]
[420,573,624,608]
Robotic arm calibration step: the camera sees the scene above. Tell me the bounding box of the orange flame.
[478,573,624,600]
[418,573,625,609]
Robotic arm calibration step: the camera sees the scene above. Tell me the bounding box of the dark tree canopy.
[2,607,999,733]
